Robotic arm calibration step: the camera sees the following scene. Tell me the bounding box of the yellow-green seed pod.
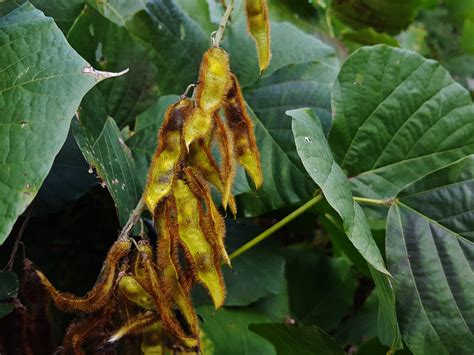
[118,275,155,310]
[144,98,193,213]
[172,179,225,308]
[195,47,231,113]
[245,0,271,72]
[183,107,213,150]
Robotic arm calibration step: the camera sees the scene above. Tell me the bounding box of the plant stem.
[229,193,323,260]
[213,0,235,47]
[353,196,394,207]
[118,196,145,241]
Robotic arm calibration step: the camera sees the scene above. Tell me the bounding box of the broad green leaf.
[387,156,474,354]
[73,90,141,225]
[68,5,159,129]
[0,4,111,244]
[321,214,402,349]
[329,45,474,200]
[285,246,357,331]
[331,0,423,34]
[342,28,399,47]
[86,0,146,26]
[290,108,388,275]
[198,306,275,355]
[223,220,286,306]
[0,304,15,319]
[249,323,344,355]
[0,0,84,32]
[126,0,208,95]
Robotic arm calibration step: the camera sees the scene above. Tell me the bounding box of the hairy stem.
[213,0,235,47]
[229,193,323,260]
[118,196,145,241]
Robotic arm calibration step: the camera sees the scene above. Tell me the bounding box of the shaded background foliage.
[0,0,473,354]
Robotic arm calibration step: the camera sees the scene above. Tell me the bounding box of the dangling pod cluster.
[32,1,270,352]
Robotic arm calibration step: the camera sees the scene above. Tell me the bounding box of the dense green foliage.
[0,0,472,354]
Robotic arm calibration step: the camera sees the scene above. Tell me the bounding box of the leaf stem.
[229,193,323,260]
[353,196,394,207]
[118,196,145,241]
[213,0,235,47]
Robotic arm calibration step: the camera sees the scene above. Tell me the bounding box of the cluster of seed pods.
[33,46,263,354]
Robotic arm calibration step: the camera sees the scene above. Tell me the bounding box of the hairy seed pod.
[196,47,231,113]
[63,299,116,354]
[183,108,214,151]
[35,239,131,313]
[141,321,166,355]
[144,98,193,213]
[134,241,154,289]
[187,139,237,215]
[155,201,198,336]
[108,311,157,343]
[245,0,271,72]
[224,74,263,189]
[140,253,199,349]
[214,115,238,214]
[118,275,155,310]
[172,179,225,308]
[184,167,230,267]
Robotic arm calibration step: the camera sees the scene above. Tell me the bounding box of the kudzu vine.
[31,0,271,353]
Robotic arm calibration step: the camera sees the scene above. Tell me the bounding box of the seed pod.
[183,108,214,151]
[172,179,226,308]
[140,252,199,349]
[224,74,263,189]
[118,275,155,310]
[245,0,271,72]
[108,311,157,343]
[35,239,131,313]
[184,167,230,267]
[134,241,153,289]
[187,139,237,215]
[140,321,166,355]
[214,115,238,214]
[196,47,231,113]
[155,201,198,336]
[144,98,193,213]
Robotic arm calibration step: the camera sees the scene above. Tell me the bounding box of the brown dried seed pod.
[140,252,199,349]
[108,311,158,343]
[214,115,237,215]
[35,239,131,313]
[224,74,263,189]
[155,201,198,336]
[144,98,193,213]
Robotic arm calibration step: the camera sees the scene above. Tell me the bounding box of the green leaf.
[342,28,399,47]
[387,156,474,354]
[290,108,388,275]
[285,246,357,331]
[0,303,15,319]
[198,306,275,355]
[249,323,344,355]
[0,0,84,32]
[224,220,286,306]
[126,0,208,95]
[329,45,474,200]
[0,4,109,244]
[331,0,422,34]
[86,0,146,26]
[73,90,141,225]
[68,5,159,129]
